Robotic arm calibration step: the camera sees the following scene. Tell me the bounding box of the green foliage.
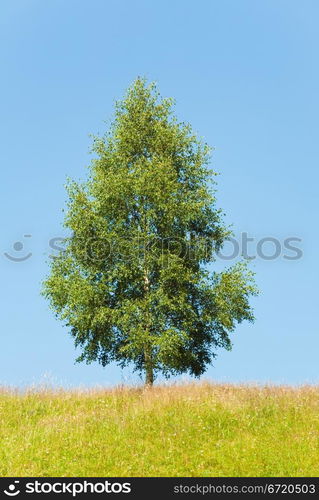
[42,78,257,382]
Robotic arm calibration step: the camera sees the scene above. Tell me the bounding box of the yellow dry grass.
[0,382,318,476]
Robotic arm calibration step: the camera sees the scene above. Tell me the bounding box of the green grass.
[0,383,318,476]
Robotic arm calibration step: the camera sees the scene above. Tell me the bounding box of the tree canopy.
[42,78,257,385]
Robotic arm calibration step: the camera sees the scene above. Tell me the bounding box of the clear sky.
[1,0,318,387]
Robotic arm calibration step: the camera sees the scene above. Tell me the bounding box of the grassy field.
[0,382,318,477]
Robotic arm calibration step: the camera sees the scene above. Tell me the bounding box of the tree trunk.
[144,345,154,386]
[143,233,153,386]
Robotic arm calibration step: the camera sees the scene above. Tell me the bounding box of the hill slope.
[0,383,318,476]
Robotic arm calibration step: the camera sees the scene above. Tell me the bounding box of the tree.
[42,78,257,386]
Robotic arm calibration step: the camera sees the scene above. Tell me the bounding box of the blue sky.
[1,0,318,387]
